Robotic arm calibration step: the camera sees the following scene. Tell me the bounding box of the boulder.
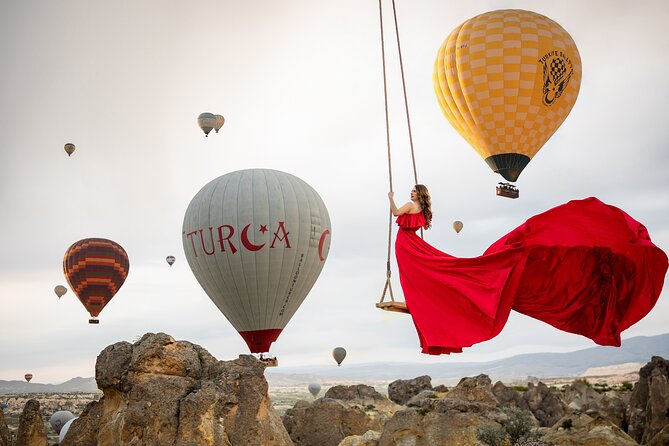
[387,376,432,405]
[15,399,47,446]
[627,356,669,444]
[522,382,567,428]
[0,406,11,446]
[645,424,669,446]
[60,332,292,446]
[581,392,627,429]
[540,412,638,446]
[337,430,381,446]
[563,380,602,410]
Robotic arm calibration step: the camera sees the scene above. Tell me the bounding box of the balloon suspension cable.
[378,0,421,305]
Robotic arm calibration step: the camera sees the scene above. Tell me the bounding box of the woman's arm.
[388,192,415,216]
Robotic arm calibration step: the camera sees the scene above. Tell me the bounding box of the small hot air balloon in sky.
[434,10,581,195]
[24,373,33,383]
[50,410,74,434]
[214,114,225,133]
[64,143,76,157]
[197,112,216,137]
[63,238,129,324]
[54,285,67,299]
[166,255,176,267]
[332,347,346,366]
[308,383,321,398]
[183,169,331,355]
[452,221,463,234]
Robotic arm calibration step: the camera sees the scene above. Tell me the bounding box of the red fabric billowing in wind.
[394,197,668,355]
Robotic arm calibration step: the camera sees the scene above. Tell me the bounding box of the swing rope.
[378,0,420,309]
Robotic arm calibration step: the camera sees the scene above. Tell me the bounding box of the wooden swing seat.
[376,301,410,314]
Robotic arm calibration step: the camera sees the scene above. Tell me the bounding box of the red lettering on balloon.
[241,224,265,251]
[199,228,216,255]
[270,221,291,248]
[186,231,199,257]
[217,225,237,254]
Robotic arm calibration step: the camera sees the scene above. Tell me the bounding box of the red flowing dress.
[394,197,668,355]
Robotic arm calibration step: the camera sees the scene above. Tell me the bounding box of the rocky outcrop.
[324,385,388,407]
[387,375,432,405]
[379,374,506,446]
[581,392,628,429]
[627,355,669,444]
[15,399,47,446]
[338,430,380,446]
[59,332,292,446]
[541,412,638,446]
[645,424,669,446]
[493,380,566,427]
[0,406,11,446]
[283,398,368,446]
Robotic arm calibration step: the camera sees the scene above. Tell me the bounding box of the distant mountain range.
[2,334,667,393]
[265,333,669,386]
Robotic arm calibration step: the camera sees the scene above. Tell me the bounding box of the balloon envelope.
[183,169,331,354]
[452,221,463,234]
[50,410,74,434]
[332,347,346,366]
[308,383,321,398]
[24,373,32,382]
[64,143,75,157]
[214,114,225,132]
[63,238,129,321]
[0,402,7,411]
[59,417,78,443]
[434,9,581,182]
[54,285,67,298]
[197,112,216,136]
[166,255,176,266]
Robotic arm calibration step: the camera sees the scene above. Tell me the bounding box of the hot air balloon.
[0,402,8,411]
[59,417,78,443]
[64,143,76,157]
[24,373,33,383]
[50,410,74,434]
[54,285,67,299]
[182,169,331,358]
[214,114,225,133]
[452,221,463,234]
[332,347,346,366]
[308,383,321,398]
[166,255,176,267]
[434,10,581,197]
[63,238,129,324]
[197,112,216,137]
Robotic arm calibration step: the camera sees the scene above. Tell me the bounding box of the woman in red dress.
[389,186,668,355]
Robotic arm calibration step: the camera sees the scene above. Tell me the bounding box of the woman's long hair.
[414,184,432,229]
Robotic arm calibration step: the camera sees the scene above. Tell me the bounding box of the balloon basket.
[376,301,409,314]
[258,356,278,367]
[88,318,99,324]
[496,183,519,199]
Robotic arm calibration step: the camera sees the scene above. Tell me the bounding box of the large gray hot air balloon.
[197,112,216,137]
[308,383,321,398]
[332,347,346,366]
[182,169,332,355]
[50,410,74,434]
[54,285,67,299]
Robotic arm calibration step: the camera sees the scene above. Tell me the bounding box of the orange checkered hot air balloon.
[63,238,129,324]
[434,9,581,197]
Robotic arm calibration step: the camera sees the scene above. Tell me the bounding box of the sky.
[1,0,668,384]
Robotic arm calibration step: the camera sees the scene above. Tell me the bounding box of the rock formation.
[338,430,380,446]
[15,399,47,446]
[387,375,432,405]
[60,332,292,446]
[540,412,638,446]
[0,406,11,446]
[627,355,669,444]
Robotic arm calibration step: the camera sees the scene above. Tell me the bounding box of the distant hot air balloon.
[308,383,321,398]
[197,112,216,137]
[166,255,176,267]
[64,143,76,157]
[50,410,74,434]
[452,221,463,234]
[59,417,78,443]
[434,10,581,195]
[183,169,331,355]
[332,347,346,366]
[24,373,33,383]
[63,238,130,324]
[214,114,225,133]
[54,285,67,299]
[0,402,8,411]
